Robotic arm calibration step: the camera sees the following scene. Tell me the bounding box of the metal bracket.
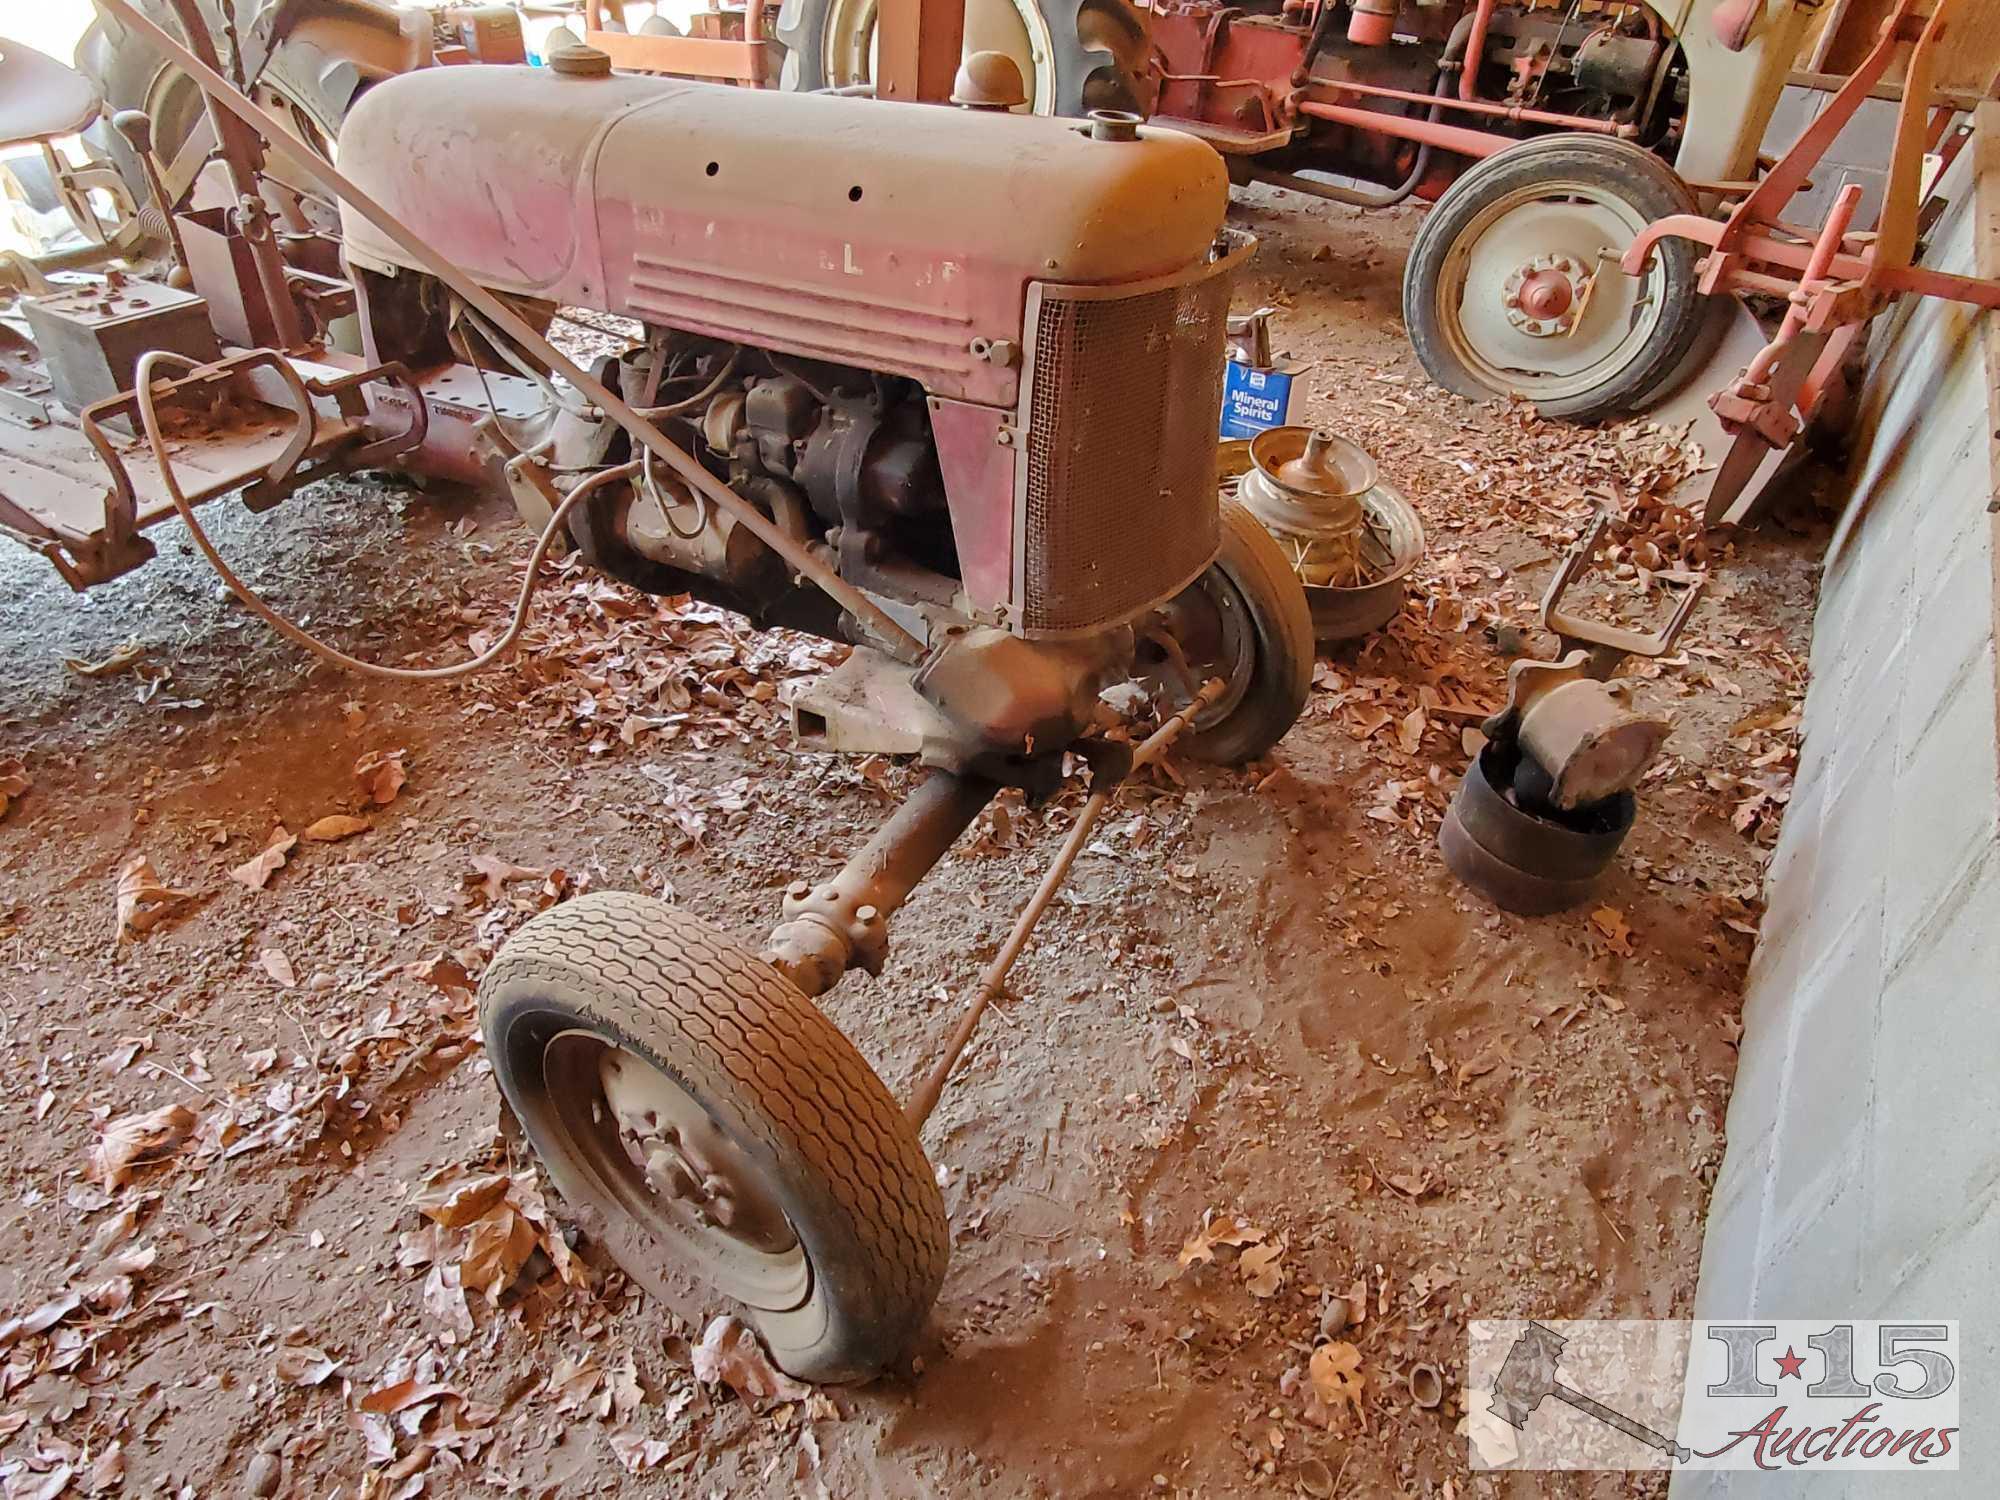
[1539,511,1704,679]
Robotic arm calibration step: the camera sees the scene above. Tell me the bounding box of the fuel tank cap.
[548,43,612,77]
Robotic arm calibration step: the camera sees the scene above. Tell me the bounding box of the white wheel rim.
[812,0,1056,113]
[1437,181,1667,403]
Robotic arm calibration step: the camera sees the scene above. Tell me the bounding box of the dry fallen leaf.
[1305,1340,1367,1429]
[1590,905,1635,956]
[355,749,408,806]
[1240,1236,1287,1299]
[64,639,149,678]
[0,757,29,820]
[230,827,297,891]
[548,1355,605,1416]
[115,855,197,937]
[414,1174,511,1230]
[274,1341,340,1387]
[692,1316,810,1405]
[302,814,371,842]
[259,948,297,988]
[89,1103,197,1189]
[83,1439,124,1495]
[359,1378,458,1416]
[1177,1212,1267,1270]
[607,1431,676,1473]
[0,1291,83,1349]
[467,853,546,903]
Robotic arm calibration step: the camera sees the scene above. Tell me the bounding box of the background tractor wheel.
[75,0,401,242]
[1147,497,1315,765]
[480,892,949,1383]
[774,0,1147,115]
[1402,134,1706,423]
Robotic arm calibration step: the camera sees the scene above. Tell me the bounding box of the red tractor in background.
[762,0,1817,420]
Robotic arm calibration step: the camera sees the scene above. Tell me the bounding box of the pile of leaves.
[461,561,846,757]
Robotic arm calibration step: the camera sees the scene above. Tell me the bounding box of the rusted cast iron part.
[89,347,427,552]
[1438,743,1635,916]
[763,772,1001,998]
[904,678,1226,1130]
[1537,511,1703,678]
[1444,512,1688,912]
[133,344,639,682]
[1481,511,1693,808]
[1619,0,1999,525]
[97,0,927,666]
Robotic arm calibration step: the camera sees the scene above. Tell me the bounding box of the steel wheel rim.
[535,1029,812,1311]
[1437,182,1665,403]
[809,0,1055,112]
[1145,565,1257,731]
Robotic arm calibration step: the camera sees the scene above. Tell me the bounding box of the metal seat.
[0,38,103,149]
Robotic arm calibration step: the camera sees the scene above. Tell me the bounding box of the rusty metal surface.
[1618,0,2000,524]
[20,279,219,416]
[333,64,1228,409]
[1438,747,1632,916]
[763,771,997,998]
[926,395,1016,616]
[1014,237,1244,636]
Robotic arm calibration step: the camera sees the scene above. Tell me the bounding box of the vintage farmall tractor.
[3,0,1315,1379]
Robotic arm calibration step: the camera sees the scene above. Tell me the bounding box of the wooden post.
[874,0,966,103]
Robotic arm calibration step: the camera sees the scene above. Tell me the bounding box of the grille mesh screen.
[1022,273,1230,634]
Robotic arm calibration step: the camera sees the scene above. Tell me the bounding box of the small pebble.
[1318,1296,1351,1341]
[245,1451,281,1498]
[1149,995,1177,1015]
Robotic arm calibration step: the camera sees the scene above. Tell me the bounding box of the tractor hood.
[336,64,1229,406]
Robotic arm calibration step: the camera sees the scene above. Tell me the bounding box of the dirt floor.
[0,187,1826,1498]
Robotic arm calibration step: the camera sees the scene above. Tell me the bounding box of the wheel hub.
[1141,567,1255,730]
[600,1051,793,1254]
[1503,254,1590,337]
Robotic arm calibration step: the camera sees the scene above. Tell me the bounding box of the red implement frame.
[1620,0,2000,523]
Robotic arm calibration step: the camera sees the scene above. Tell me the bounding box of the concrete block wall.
[1672,110,2000,1497]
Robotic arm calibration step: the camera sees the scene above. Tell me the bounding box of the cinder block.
[1722,985,1795,1162]
[1806,722,1898,923]
[1865,848,2000,1282]
[1898,554,1996,750]
[1906,431,1993,597]
[1693,1137,1773,1321]
[1765,883,1882,1225]
[1871,1190,1998,1433]
[1755,1157,1866,1316]
[1813,536,1912,702]
[1886,658,2000,962]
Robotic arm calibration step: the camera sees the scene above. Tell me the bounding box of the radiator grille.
[1021,272,1231,634]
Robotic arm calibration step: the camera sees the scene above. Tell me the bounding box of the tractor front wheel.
[1142,497,1315,765]
[480,893,949,1383]
[1402,134,1706,423]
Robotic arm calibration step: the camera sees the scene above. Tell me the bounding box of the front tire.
[1402,134,1705,422]
[480,893,949,1382]
[1154,497,1314,765]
